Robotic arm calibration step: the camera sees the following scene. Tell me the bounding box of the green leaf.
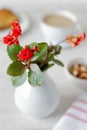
[48,54,54,61]
[28,70,44,86]
[53,58,64,67]
[7,44,23,61]
[7,61,25,76]
[31,54,39,61]
[28,42,38,48]
[33,42,48,61]
[29,42,48,62]
[43,63,54,71]
[38,42,48,51]
[54,45,62,55]
[11,71,27,87]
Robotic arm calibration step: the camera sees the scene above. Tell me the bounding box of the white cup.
[40,10,81,46]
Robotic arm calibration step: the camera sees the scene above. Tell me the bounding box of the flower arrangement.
[3,21,86,87]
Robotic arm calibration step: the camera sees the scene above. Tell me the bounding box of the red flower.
[12,27,22,37]
[10,21,20,28]
[3,21,22,46]
[3,34,19,46]
[17,46,34,62]
[10,21,22,37]
[66,33,86,47]
[15,38,20,45]
[32,46,39,52]
[77,33,86,41]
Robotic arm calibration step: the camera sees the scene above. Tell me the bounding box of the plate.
[0,12,30,39]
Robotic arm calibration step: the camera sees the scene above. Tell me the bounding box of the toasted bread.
[0,9,18,30]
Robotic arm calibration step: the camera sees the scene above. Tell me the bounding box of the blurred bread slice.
[0,9,18,30]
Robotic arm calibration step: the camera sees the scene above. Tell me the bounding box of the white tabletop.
[0,1,87,130]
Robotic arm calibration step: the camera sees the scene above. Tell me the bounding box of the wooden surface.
[0,1,87,130]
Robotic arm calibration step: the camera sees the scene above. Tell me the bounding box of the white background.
[0,0,87,130]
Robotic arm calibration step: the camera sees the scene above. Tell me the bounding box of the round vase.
[14,73,60,118]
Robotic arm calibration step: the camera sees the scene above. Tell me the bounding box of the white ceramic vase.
[14,72,60,118]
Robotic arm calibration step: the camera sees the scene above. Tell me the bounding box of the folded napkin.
[53,92,87,130]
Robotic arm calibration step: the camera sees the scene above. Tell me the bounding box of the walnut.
[69,64,87,80]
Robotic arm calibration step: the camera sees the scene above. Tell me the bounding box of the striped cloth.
[53,92,87,130]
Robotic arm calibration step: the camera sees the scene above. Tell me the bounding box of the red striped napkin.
[53,93,87,130]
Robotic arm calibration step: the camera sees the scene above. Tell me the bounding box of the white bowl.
[65,58,87,90]
[40,10,80,46]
